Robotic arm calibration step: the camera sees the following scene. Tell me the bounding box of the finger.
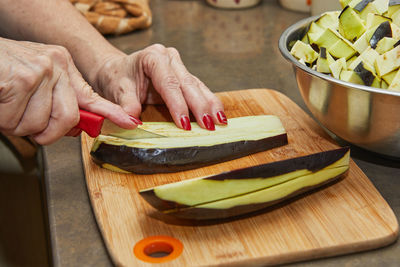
[12,57,56,136]
[66,61,141,129]
[167,47,226,128]
[32,72,79,145]
[142,45,190,130]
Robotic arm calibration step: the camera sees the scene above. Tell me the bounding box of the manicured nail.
[217,111,227,124]
[180,115,191,131]
[202,114,215,131]
[129,115,142,125]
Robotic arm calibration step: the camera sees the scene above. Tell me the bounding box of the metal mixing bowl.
[279,16,400,159]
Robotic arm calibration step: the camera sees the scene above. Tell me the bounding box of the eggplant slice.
[140,147,350,220]
[91,115,288,174]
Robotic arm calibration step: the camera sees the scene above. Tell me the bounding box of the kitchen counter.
[42,0,400,266]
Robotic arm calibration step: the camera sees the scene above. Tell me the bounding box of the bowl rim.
[278,15,400,97]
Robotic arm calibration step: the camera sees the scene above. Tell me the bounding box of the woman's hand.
[91,44,227,131]
[0,38,139,145]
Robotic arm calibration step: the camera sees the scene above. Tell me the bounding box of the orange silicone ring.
[133,235,183,263]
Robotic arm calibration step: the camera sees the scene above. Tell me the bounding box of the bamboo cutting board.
[81,89,398,266]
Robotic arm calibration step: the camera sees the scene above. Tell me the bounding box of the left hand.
[89,44,227,131]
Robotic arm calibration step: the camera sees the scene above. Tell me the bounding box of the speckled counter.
[42,0,400,266]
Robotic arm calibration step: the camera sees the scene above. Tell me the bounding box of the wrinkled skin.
[0,38,136,145]
[92,44,226,130]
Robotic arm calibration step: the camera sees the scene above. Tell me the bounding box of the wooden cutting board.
[81,89,398,266]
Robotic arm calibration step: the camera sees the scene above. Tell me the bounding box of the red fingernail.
[180,115,191,131]
[217,111,227,124]
[202,114,215,131]
[129,115,142,125]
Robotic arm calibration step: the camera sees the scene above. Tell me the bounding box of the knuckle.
[167,47,179,57]
[147,43,166,53]
[47,45,71,62]
[182,74,197,87]
[35,55,54,77]
[18,67,40,91]
[162,76,180,90]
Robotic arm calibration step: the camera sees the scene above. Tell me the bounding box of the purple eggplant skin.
[164,173,347,221]
[91,134,288,174]
[370,21,392,49]
[390,0,400,6]
[354,62,375,86]
[353,0,374,12]
[140,147,350,212]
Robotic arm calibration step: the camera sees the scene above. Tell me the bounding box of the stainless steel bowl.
[279,16,400,158]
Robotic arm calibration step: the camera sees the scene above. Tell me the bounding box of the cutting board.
[81,89,398,266]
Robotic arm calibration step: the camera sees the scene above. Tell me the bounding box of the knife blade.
[75,109,165,139]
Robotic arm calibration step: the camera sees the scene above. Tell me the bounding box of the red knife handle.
[76,109,105,138]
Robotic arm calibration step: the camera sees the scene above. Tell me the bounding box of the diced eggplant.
[315,11,340,30]
[316,47,335,73]
[91,115,288,174]
[376,37,398,53]
[351,0,374,12]
[370,21,392,48]
[375,44,400,76]
[366,13,392,29]
[339,6,366,41]
[388,68,400,90]
[290,40,319,64]
[140,148,350,220]
[354,62,377,86]
[329,57,347,79]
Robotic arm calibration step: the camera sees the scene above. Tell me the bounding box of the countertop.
[42,0,400,266]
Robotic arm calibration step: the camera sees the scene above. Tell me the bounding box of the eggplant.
[140,147,350,220]
[370,21,392,48]
[354,62,376,86]
[353,0,374,12]
[90,115,288,174]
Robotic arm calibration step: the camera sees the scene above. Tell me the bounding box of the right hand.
[0,38,139,145]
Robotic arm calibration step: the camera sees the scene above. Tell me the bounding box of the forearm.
[0,0,124,84]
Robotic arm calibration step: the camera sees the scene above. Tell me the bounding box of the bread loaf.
[70,0,152,35]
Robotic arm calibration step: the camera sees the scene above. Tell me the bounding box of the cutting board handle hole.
[133,235,183,263]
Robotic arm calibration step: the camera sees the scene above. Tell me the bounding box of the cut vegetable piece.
[140,148,350,220]
[346,55,359,67]
[340,0,353,8]
[373,0,390,14]
[354,62,377,86]
[328,39,357,59]
[376,36,398,53]
[366,13,392,29]
[388,1,400,17]
[314,28,341,48]
[375,44,400,76]
[90,115,288,174]
[290,40,319,64]
[381,79,389,88]
[349,46,379,71]
[353,30,371,53]
[340,70,364,85]
[307,22,325,43]
[390,22,400,38]
[315,11,340,30]
[388,68,400,90]
[349,0,374,11]
[391,8,400,26]
[359,3,380,20]
[316,47,335,73]
[339,6,367,42]
[329,57,347,79]
[382,69,398,84]
[370,21,393,48]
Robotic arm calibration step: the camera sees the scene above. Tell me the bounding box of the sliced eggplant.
[140,148,350,220]
[91,115,288,174]
[375,44,400,76]
[354,62,376,86]
[352,0,374,12]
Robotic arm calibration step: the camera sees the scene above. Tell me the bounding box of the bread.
[70,0,152,35]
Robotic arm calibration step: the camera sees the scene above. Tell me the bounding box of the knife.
[75,109,165,139]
